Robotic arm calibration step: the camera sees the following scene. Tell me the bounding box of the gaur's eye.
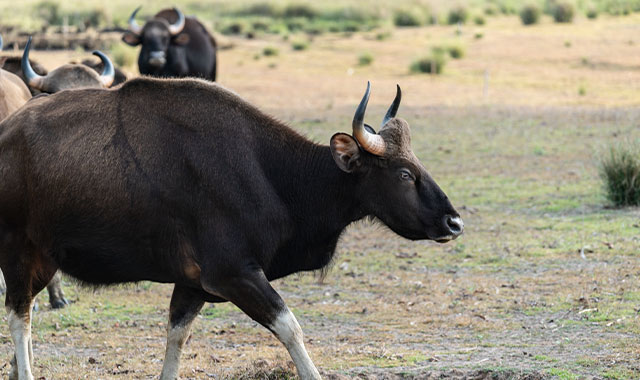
[399,169,415,182]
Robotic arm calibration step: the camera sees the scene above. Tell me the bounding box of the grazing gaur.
[79,58,127,87]
[0,78,463,380]
[0,56,47,96]
[122,7,217,80]
[21,37,115,94]
[0,35,69,309]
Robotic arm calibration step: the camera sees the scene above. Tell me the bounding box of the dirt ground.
[1,13,640,380]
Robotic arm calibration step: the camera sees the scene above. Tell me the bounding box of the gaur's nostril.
[445,215,464,235]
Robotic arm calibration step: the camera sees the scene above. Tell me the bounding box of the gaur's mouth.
[434,235,455,243]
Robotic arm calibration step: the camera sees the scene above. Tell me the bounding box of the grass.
[598,141,640,206]
[357,52,373,66]
[263,46,279,56]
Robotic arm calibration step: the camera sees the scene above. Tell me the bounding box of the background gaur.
[122,7,217,80]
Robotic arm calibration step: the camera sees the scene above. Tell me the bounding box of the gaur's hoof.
[51,297,69,309]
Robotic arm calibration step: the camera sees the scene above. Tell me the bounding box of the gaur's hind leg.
[204,269,321,380]
[2,239,57,380]
[0,269,6,295]
[46,271,68,309]
[159,285,205,380]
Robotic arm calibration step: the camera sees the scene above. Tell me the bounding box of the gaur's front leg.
[159,285,205,380]
[204,269,321,380]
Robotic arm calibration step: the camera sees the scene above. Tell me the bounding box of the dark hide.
[0,56,47,95]
[80,59,128,86]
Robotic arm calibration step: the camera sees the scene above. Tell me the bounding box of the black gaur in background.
[0,78,463,380]
[122,7,217,80]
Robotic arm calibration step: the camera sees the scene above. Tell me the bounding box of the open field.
[1,2,640,379]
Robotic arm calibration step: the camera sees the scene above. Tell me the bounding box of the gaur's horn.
[128,6,143,35]
[382,85,402,127]
[168,8,186,36]
[352,81,386,156]
[92,50,115,88]
[22,37,45,91]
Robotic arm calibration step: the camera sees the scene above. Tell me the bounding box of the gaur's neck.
[259,136,368,278]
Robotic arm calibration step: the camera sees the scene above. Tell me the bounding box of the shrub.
[448,6,468,24]
[393,8,424,27]
[586,8,598,19]
[220,21,245,35]
[291,41,309,51]
[474,15,486,25]
[283,4,318,19]
[552,2,574,23]
[410,53,446,74]
[35,1,61,25]
[598,141,640,206]
[358,52,374,66]
[447,44,466,59]
[520,4,541,25]
[474,32,484,39]
[263,46,279,56]
[376,31,392,40]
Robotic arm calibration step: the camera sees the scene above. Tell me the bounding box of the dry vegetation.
[1,1,640,379]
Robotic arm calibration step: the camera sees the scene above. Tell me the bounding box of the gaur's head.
[22,37,115,93]
[330,83,464,242]
[122,7,188,71]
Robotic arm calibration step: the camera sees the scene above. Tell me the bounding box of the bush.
[410,53,446,74]
[474,32,484,39]
[375,31,392,40]
[520,4,541,25]
[447,44,466,59]
[393,8,424,27]
[474,15,486,25]
[552,2,574,23]
[291,41,309,51]
[358,52,374,66]
[586,8,598,19]
[599,141,640,206]
[35,1,61,25]
[263,46,279,56]
[448,6,468,24]
[220,21,245,35]
[283,4,318,19]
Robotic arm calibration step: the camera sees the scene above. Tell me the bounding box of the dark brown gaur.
[0,34,69,310]
[22,36,115,93]
[0,78,463,380]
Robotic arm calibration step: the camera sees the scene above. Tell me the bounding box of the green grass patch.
[598,140,640,206]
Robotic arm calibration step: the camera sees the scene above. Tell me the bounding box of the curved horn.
[168,8,186,36]
[382,84,402,127]
[92,50,115,88]
[352,81,386,156]
[22,37,45,91]
[128,6,143,35]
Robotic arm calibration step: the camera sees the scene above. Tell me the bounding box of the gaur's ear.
[172,33,190,45]
[122,32,141,46]
[330,133,362,173]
